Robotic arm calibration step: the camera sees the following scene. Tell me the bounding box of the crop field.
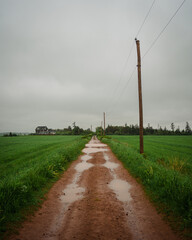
[112,135,192,176]
[102,135,192,235]
[0,135,88,236]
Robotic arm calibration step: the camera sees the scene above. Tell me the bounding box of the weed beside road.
[0,135,88,238]
[102,136,192,237]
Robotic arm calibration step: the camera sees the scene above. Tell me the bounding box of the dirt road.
[10,137,180,240]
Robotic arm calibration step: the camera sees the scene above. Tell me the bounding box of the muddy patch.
[88,153,106,165]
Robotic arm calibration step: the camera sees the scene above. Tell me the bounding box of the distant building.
[35,126,56,135]
[48,129,56,135]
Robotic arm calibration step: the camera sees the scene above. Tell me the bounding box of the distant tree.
[55,123,89,135]
[157,126,163,135]
[145,123,155,135]
[185,122,191,135]
[73,126,79,135]
[181,129,185,135]
[175,126,181,135]
[96,126,103,135]
[68,126,72,131]
[171,123,175,133]
[84,128,91,135]
[163,127,167,135]
[3,132,17,137]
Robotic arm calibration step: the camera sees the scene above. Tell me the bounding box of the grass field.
[0,135,88,237]
[112,135,192,176]
[102,135,192,236]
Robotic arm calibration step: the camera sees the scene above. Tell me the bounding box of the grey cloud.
[0,0,191,132]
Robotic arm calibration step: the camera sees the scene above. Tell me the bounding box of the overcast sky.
[0,0,191,132]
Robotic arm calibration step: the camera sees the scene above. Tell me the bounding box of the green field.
[112,135,192,176]
[0,135,88,237]
[102,135,192,236]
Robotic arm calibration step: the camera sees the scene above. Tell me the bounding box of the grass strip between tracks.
[102,137,192,238]
[0,136,89,238]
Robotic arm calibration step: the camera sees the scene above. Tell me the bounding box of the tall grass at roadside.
[102,137,192,235]
[0,136,88,237]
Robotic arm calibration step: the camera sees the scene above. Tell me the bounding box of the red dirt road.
[9,137,181,240]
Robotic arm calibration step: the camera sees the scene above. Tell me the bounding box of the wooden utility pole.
[103,112,106,136]
[135,39,144,154]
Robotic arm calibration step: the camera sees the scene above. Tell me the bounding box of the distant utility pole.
[101,121,103,136]
[91,125,92,132]
[103,112,106,136]
[135,39,144,154]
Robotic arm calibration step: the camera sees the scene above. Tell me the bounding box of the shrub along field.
[0,135,88,237]
[102,135,192,236]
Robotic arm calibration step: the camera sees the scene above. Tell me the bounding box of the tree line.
[3,122,191,137]
[97,122,192,135]
[56,122,92,135]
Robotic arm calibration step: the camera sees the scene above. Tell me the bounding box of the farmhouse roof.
[36,126,48,130]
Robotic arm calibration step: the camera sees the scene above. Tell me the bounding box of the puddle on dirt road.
[81,154,92,161]
[103,161,119,170]
[85,143,107,148]
[51,173,85,237]
[103,153,119,171]
[60,179,85,204]
[103,154,109,161]
[75,161,94,172]
[60,155,94,205]
[60,138,109,207]
[60,138,105,207]
[82,148,108,154]
[60,172,85,205]
[75,154,94,172]
[103,153,132,203]
[109,179,132,202]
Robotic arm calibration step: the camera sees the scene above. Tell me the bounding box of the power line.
[136,0,156,38]
[107,66,136,118]
[116,0,156,88]
[143,0,187,58]
[106,0,187,126]
[111,40,135,97]
[105,0,156,113]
